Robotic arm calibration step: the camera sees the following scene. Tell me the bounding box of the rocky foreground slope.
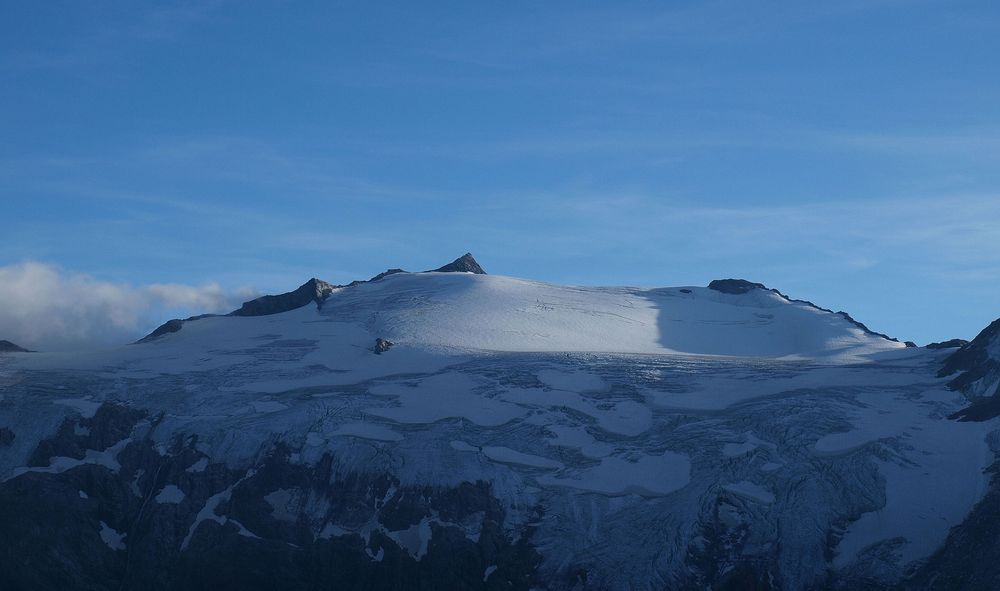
[0,255,998,590]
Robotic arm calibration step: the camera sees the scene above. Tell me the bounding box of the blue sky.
[2,1,1000,348]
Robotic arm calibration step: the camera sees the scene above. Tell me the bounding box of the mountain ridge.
[138,253,488,343]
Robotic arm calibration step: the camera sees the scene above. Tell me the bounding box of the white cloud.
[0,261,256,351]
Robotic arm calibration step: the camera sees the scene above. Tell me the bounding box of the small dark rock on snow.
[374,338,394,354]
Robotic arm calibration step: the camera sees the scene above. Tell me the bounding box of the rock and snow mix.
[0,268,993,590]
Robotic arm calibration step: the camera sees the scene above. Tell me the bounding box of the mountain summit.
[0,340,31,353]
[231,278,336,317]
[427,252,486,274]
[138,264,905,361]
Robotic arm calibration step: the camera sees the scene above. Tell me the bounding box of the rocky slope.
[939,318,1000,421]
[0,339,31,353]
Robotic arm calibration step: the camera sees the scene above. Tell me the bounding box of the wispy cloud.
[1,1,220,71]
[0,261,256,351]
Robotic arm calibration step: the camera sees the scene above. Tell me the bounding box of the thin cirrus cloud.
[0,261,257,351]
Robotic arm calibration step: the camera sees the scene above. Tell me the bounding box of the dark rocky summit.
[0,401,541,591]
[365,268,406,284]
[362,253,486,284]
[428,253,487,275]
[231,278,336,317]
[0,339,31,353]
[136,314,217,344]
[707,279,767,295]
[927,339,970,350]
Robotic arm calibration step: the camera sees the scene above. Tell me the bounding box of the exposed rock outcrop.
[0,340,31,353]
[365,268,406,284]
[374,338,394,354]
[136,314,216,344]
[231,278,336,317]
[940,319,1000,394]
[428,253,487,275]
[0,403,542,590]
[707,279,767,295]
[927,339,969,350]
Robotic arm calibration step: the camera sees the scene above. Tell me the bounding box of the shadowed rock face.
[137,319,186,343]
[0,340,31,353]
[927,339,970,350]
[231,278,337,317]
[904,458,1000,590]
[136,314,217,344]
[429,253,486,275]
[940,319,1000,393]
[707,279,767,295]
[0,402,542,591]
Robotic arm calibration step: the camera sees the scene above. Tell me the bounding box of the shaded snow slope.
[315,272,903,361]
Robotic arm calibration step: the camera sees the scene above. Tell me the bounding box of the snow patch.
[54,398,102,418]
[538,451,690,496]
[155,484,185,504]
[185,457,209,473]
[724,481,775,504]
[99,521,126,551]
[482,446,563,470]
[331,422,403,442]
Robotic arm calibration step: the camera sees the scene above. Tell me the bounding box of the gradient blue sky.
[2,1,1000,347]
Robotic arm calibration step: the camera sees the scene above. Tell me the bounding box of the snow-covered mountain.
[0,255,996,590]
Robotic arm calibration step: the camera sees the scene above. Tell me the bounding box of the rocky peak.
[940,317,1000,398]
[927,339,970,350]
[707,279,767,295]
[0,340,31,353]
[230,278,336,317]
[429,253,486,275]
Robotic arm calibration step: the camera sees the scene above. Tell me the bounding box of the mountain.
[139,254,489,342]
[231,277,337,317]
[0,256,996,591]
[0,339,31,353]
[428,252,487,274]
[939,319,1000,420]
